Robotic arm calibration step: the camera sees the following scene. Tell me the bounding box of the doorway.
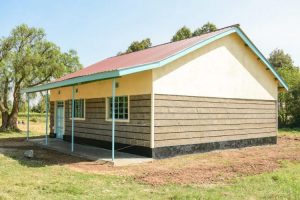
[55,101,64,139]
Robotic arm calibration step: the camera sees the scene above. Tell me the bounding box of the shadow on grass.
[280,128,300,131]
[0,136,88,168]
[279,128,300,137]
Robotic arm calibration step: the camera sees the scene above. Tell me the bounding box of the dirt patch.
[67,136,300,185]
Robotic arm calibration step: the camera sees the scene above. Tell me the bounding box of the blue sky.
[1,0,300,66]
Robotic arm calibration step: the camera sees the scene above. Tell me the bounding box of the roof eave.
[234,27,288,91]
[21,70,121,93]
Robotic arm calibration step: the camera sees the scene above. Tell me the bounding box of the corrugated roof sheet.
[56,27,234,82]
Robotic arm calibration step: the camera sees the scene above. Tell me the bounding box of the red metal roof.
[56,27,234,82]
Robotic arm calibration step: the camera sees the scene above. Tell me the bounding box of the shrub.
[30,118,38,123]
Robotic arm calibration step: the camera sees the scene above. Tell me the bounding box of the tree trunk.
[0,111,9,130]
[7,110,20,131]
[9,85,21,131]
[0,78,12,131]
[0,110,20,131]
[0,84,21,131]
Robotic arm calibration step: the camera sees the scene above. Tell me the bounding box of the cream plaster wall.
[152,33,278,100]
[50,70,152,101]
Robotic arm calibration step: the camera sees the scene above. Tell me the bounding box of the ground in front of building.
[0,120,300,199]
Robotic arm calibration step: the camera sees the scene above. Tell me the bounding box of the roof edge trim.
[234,28,288,90]
[21,70,121,93]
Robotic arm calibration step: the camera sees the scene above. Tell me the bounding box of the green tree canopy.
[171,26,192,42]
[31,93,48,113]
[192,22,217,36]
[126,38,152,53]
[171,23,218,42]
[118,38,152,55]
[268,49,300,127]
[119,23,218,54]
[0,24,82,131]
[269,49,294,70]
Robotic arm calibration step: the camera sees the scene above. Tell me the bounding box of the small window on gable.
[69,99,85,119]
[107,96,129,121]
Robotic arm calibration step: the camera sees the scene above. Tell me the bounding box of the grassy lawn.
[0,121,300,199]
[1,145,300,200]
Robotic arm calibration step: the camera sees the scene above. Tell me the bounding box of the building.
[22,25,288,159]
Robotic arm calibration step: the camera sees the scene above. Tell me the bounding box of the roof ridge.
[104,24,239,60]
[215,24,240,31]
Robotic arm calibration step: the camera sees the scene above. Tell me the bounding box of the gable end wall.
[151,33,278,155]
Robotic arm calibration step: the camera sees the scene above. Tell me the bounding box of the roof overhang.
[21,26,288,93]
[22,70,121,93]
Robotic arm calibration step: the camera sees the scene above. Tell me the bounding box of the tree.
[126,38,152,53]
[192,22,217,36]
[31,94,47,113]
[0,24,82,131]
[276,67,300,127]
[269,49,294,70]
[118,38,152,55]
[171,26,192,42]
[268,49,300,127]
[119,22,218,55]
[0,34,14,129]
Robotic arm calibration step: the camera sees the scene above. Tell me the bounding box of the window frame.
[69,99,86,120]
[106,95,130,122]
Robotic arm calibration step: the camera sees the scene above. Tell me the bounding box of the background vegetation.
[0,24,82,131]
[268,49,300,127]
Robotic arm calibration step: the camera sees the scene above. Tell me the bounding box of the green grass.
[201,161,300,200]
[0,129,300,199]
[0,131,42,139]
[18,112,45,118]
[0,115,47,123]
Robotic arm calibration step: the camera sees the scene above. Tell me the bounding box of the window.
[107,96,129,120]
[69,99,85,119]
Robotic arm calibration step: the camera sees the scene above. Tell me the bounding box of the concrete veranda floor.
[30,138,153,166]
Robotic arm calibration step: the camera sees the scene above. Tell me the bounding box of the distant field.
[0,114,47,137]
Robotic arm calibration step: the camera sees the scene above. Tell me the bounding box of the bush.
[30,118,38,123]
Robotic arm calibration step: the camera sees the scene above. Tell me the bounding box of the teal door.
[56,101,64,139]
